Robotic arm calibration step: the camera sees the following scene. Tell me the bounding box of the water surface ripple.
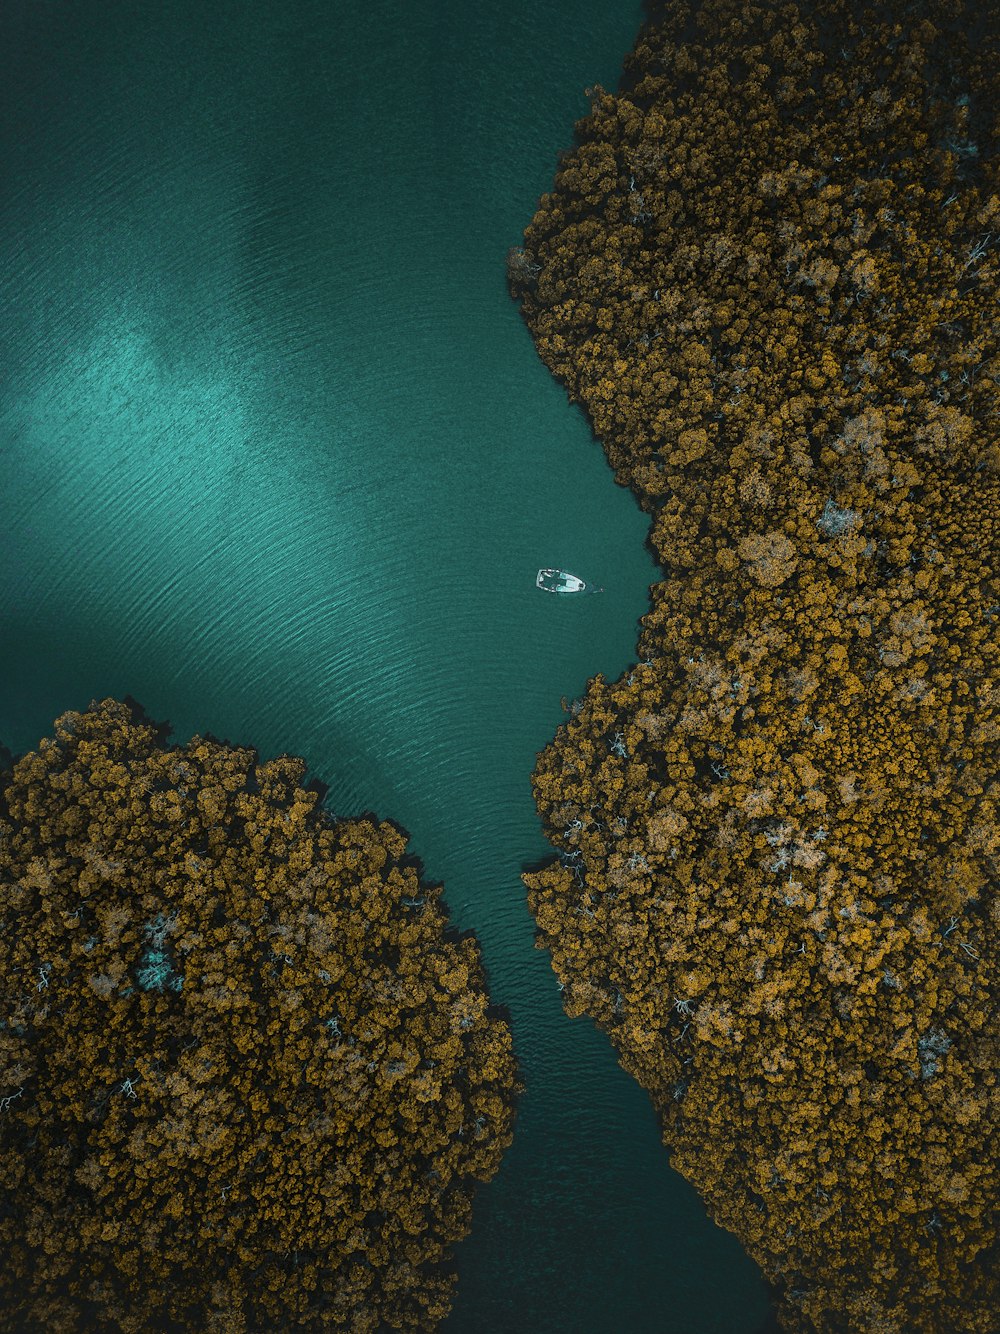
[0,2,769,1329]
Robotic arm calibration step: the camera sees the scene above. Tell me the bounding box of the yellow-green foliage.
[517,1,998,1329]
[0,699,517,1333]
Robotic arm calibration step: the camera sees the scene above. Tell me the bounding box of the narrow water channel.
[0,2,769,1328]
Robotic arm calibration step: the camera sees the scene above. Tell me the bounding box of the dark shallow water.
[0,2,769,1329]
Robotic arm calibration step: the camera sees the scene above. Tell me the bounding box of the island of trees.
[512,0,997,1329]
[0,698,517,1331]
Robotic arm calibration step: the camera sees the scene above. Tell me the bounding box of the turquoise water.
[0,2,770,1329]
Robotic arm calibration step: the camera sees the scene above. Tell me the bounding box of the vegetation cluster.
[0,698,516,1332]
[514,1,998,1329]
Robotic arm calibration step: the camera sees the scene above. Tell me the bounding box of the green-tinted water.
[0,3,770,1329]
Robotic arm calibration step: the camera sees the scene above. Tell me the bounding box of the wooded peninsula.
[514,1,997,1330]
[0,698,517,1331]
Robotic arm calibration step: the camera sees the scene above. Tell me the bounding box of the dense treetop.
[0,698,516,1332]
[514,1,998,1329]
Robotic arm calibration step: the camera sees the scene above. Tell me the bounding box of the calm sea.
[0,2,769,1328]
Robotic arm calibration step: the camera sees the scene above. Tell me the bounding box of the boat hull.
[536,567,587,593]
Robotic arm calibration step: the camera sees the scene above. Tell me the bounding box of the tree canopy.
[515,1,998,1329]
[0,698,517,1332]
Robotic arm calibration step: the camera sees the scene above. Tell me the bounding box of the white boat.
[536,567,591,594]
